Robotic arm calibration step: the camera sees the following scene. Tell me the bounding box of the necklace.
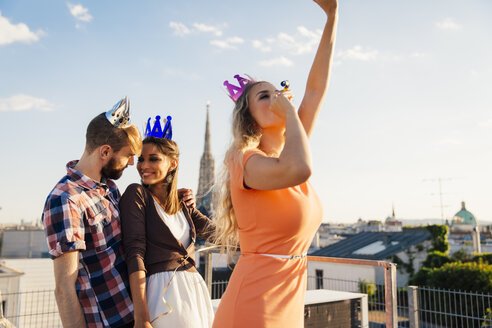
[151,193,168,210]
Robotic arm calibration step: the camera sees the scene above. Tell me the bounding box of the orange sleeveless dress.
[213,150,323,328]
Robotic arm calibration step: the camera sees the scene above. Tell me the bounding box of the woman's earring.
[165,171,174,183]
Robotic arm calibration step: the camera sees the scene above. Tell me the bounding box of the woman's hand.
[243,89,311,190]
[314,0,338,14]
[134,319,153,328]
[270,91,296,119]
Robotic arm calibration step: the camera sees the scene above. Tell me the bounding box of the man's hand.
[178,188,196,208]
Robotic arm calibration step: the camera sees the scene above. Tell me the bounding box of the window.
[315,269,324,289]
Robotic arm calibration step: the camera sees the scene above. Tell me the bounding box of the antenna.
[423,177,454,224]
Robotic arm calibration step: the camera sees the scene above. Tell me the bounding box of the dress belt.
[248,252,308,260]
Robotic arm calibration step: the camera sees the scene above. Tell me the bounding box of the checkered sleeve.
[42,192,86,258]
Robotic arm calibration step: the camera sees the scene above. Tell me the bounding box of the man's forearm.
[55,284,86,327]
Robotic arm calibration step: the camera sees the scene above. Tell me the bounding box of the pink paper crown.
[223,74,255,102]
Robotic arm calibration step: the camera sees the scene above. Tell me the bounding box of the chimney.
[472,226,481,254]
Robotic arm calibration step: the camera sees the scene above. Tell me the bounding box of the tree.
[421,251,452,269]
[425,261,492,293]
[410,262,492,327]
[473,253,492,264]
[451,248,471,262]
[425,224,449,253]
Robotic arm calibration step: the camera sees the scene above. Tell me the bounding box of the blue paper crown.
[144,115,173,139]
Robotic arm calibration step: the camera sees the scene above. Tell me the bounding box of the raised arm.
[298,0,338,137]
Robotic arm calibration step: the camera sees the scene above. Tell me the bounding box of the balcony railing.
[1,289,61,328]
[1,254,490,327]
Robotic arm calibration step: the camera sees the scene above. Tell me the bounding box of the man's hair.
[85,113,142,155]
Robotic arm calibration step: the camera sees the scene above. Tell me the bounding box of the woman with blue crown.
[120,115,216,328]
[213,0,338,327]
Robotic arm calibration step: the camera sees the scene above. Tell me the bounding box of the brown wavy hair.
[86,113,142,156]
[142,136,181,215]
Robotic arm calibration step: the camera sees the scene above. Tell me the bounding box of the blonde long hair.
[214,81,263,254]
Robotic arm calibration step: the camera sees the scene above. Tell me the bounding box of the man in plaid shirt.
[42,100,142,328]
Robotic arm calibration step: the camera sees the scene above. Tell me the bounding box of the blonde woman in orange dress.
[212,0,338,327]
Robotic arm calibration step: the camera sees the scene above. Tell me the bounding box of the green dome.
[453,201,477,225]
[385,216,393,223]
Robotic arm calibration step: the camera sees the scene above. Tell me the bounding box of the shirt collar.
[66,160,110,191]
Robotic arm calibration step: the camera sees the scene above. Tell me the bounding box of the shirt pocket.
[87,207,112,252]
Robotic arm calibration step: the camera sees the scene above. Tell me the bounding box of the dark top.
[120,183,215,276]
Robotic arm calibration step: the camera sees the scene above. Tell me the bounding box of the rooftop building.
[451,201,478,227]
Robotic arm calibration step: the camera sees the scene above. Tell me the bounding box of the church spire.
[196,101,215,217]
[204,102,211,153]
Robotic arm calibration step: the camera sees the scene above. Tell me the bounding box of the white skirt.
[147,270,214,328]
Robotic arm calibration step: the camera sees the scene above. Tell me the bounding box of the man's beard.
[101,158,125,180]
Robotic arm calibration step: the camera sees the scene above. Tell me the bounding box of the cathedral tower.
[196,102,215,216]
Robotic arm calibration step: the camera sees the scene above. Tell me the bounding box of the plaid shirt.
[42,161,133,327]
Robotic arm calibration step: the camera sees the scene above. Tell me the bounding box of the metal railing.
[307,255,398,328]
[210,280,229,300]
[204,253,492,327]
[2,289,61,328]
[1,254,489,328]
[3,284,490,328]
[305,277,492,328]
[414,286,492,328]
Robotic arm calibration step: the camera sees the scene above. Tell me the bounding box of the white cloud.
[170,21,225,37]
[169,23,320,55]
[192,23,223,36]
[332,60,342,67]
[274,26,322,55]
[252,40,272,53]
[169,21,191,36]
[259,56,293,67]
[210,37,244,50]
[0,94,54,112]
[67,3,93,22]
[0,10,42,46]
[163,67,201,81]
[435,17,462,30]
[227,37,243,44]
[297,26,321,41]
[336,45,378,61]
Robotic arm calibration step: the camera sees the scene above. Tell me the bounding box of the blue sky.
[1,0,491,224]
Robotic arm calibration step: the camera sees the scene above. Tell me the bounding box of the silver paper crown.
[106,96,131,128]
